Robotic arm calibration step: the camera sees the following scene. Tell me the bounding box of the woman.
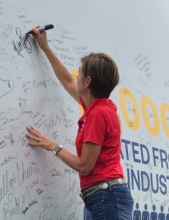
[26,26,134,220]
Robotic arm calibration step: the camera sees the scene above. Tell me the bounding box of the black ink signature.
[0,108,20,130]
[3,186,31,220]
[0,170,16,204]
[11,27,32,57]
[0,152,18,166]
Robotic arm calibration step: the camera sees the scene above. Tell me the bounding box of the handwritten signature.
[11,27,32,57]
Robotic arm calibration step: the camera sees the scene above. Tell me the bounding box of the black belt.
[80,178,127,201]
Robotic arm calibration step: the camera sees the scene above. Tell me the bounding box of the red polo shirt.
[75,97,124,189]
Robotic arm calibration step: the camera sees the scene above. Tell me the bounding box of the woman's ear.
[85,76,91,88]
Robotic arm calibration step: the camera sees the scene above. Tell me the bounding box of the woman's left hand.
[26,126,57,151]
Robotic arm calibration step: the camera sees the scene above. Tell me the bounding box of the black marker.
[26,24,54,35]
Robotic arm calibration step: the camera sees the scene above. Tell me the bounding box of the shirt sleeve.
[83,110,107,146]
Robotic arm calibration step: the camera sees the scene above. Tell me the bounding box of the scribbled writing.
[11,27,32,57]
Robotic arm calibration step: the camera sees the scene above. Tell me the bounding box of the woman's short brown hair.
[81,52,119,98]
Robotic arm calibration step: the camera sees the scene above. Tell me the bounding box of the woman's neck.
[82,93,96,108]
